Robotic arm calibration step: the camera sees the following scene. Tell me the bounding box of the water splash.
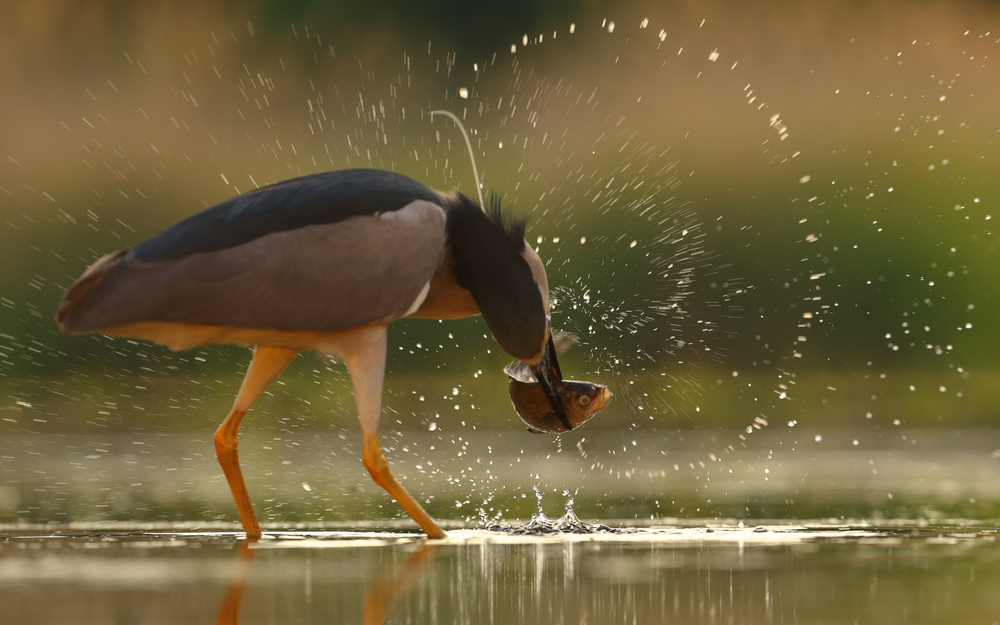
[481,487,621,535]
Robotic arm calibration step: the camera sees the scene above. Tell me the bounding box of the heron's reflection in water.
[215,537,436,625]
[361,543,436,625]
[215,539,256,625]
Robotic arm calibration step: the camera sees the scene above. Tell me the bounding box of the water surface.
[2,520,998,624]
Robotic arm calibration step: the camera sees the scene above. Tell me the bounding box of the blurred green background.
[1,0,999,525]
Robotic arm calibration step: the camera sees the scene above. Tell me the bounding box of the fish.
[504,348,613,434]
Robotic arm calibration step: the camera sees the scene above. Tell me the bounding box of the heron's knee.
[362,446,388,478]
[214,431,233,456]
[214,410,245,458]
[362,435,393,485]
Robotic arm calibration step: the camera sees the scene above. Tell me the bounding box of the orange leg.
[344,325,446,539]
[362,433,446,539]
[214,345,298,538]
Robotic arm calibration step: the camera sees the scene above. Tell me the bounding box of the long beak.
[529,335,572,431]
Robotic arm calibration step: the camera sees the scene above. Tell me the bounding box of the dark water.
[7,428,1000,525]
[2,521,998,624]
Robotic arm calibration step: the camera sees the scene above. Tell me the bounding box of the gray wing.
[60,200,447,333]
[133,168,443,262]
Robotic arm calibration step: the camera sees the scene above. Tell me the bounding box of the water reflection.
[216,537,436,625]
[216,539,255,625]
[360,544,435,625]
[2,523,998,624]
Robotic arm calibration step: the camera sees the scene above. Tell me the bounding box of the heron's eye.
[578,395,590,406]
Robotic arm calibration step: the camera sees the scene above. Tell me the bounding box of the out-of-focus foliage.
[1,0,998,430]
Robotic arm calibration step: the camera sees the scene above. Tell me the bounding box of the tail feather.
[56,249,129,332]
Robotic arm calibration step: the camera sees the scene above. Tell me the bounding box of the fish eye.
[578,395,590,405]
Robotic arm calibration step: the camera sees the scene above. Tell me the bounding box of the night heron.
[57,168,570,539]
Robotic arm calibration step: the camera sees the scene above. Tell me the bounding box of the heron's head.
[447,194,571,429]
